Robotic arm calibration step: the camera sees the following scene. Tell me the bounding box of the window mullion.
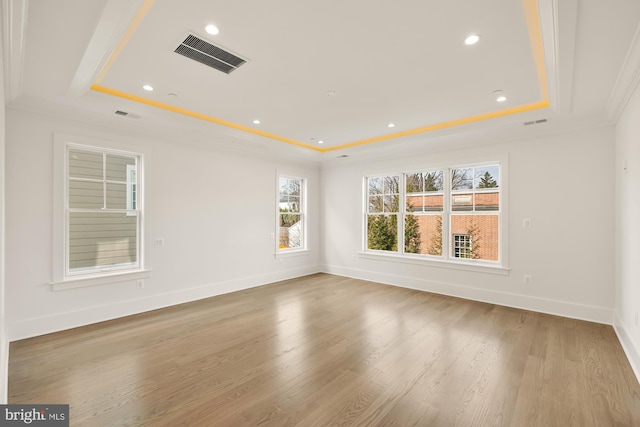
[399,174,406,255]
[102,153,107,210]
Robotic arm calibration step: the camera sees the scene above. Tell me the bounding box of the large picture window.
[66,144,142,276]
[278,176,306,251]
[365,163,502,265]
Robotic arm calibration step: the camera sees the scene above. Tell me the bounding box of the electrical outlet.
[154,238,165,248]
[523,275,532,285]
[136,279,144,289]
[523,218,532,228]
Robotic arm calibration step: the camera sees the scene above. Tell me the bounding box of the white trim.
[10,266,321,341]
[53,133,150,286]
[1,0,28,102]
[51,269,151,291]
[363,158,508,267]
[539,0,578,115]
[357,252,509,275]
[125,163,137,214]
[276,172,308,253]
[67,0,145,97]
[538,0,560,113]
[613,311,640,385]
[275,249,310,259]
[606,15,640,122]
[323,266,613,324]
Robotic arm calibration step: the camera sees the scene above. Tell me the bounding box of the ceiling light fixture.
[142,85,154,91]
[465,34,480,45]
[253,119,261,124]
[493,90,507,102]
[387,123,396,128]
[205,24,219,35]
[318,140,324,144]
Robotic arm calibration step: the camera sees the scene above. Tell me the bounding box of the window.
[405,170,443,255]
[65,144,142,277]
[364,163,502,266]
[278,176,306,251]
[126,164,137,213]
[450,165,500,261]
[452,234,473,258]
[366,175,400,251]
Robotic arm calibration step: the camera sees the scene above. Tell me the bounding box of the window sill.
[51,270,152,291]
[275,249,310,259]
[357,252,510,275]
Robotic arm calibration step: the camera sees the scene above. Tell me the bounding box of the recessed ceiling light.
[253,119,260,124]
[496,95,507,102]
[387,123,396,128]
[205,24,219,35]
[318,140,324,144]
[465,34,480,45]
[142,85,154,91]
[326,91,337,97]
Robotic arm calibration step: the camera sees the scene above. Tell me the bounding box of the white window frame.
[276,173,308,258]
[360,159,509,275]
[126,164,137,215]
[52,134,151,290]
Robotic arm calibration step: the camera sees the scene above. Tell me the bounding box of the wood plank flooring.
[8,274,640,426]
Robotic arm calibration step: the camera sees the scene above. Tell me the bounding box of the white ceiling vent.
[175,34,247,74]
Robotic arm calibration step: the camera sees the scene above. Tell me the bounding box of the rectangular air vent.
[114,110,140,119]
[174,34,247,74]
[524,119,548,126]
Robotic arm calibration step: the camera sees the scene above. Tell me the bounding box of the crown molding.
[2,0,29,102]
[606,18,640,122]
[67,0,146,97]
[538,0,578,115]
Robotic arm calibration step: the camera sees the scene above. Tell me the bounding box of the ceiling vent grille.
[175,34,247,74]
[115,110,140,119]
[524,119,548,126]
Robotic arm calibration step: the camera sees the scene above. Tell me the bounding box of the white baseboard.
[613,311,640,385]
[322,265,614,325]
[9,265,320,342]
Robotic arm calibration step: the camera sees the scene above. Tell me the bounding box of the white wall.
[322,126,616,323]
[0,29,8,404]
[615,82,640,379]
[5,108,321,340]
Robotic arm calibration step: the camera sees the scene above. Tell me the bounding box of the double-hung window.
[450,165,500,261]
[367,175,400,251]
[278,175,306,251]
[365,163,502,266]
[65,144,142,277]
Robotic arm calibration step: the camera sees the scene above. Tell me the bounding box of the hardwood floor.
[8,274,640,426]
